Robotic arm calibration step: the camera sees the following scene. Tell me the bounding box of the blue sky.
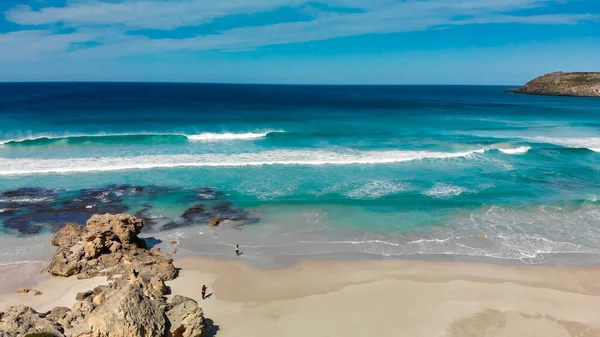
[0,0,599,84]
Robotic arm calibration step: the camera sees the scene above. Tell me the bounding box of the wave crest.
[0,149,481,176]
[0,131,281,146]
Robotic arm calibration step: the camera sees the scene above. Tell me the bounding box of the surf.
[0,149,483,176]
[0,131,282,147]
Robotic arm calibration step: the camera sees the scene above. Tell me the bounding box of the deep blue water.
[0,83,599,264]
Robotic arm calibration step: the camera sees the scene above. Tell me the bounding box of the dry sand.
[2,258,600,337]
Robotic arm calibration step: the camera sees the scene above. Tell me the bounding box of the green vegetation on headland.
[506,72,600,97]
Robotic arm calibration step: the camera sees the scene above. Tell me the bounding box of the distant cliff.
[507,72,600,97]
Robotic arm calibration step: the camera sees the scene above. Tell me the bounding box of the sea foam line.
[531,137,600,153]
[0,149,481,176]
[0,130,281,145]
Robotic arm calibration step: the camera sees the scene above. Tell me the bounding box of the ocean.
[0,83,599,266]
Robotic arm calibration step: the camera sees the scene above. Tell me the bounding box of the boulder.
[0,305,64,337]
[46,213,177,282]
[75,283,166,337]
[165,296,207,337]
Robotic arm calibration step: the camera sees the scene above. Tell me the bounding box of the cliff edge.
[507,72,600,97]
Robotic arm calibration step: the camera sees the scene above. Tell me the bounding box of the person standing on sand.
[235,245,240,256]
[201,284,207,300]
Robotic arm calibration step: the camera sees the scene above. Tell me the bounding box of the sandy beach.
[2,257,600,337]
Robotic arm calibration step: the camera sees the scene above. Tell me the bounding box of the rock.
[507,72,600,97]
[181,204,209,221]
[165,296,207,337]
[46,246,83,277]
[16,288,32,294]
[46,213,177,282]
[45,306,73,328]
[209,218,230,227]
[0,305,64,337]
[76,291,94,301]
[170,241,178,245]
[34,290,43,296]
[85,213,144,246]
[92,293,105,306]
[76,283,166,337]
[51,223,84,247]
[135,274,168,299]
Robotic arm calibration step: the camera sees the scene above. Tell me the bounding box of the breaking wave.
[0,149,482,176]
[0,131,282,146]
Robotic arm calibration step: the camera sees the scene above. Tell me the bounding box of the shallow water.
[0,83,599,264]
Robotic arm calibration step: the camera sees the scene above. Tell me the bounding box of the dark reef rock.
[507,72,600,97]
[1,184,259,235]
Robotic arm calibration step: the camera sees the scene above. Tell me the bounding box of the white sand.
[3,258,600,337]
[0,265,109,313]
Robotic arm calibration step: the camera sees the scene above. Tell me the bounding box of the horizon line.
[0,81,519,87]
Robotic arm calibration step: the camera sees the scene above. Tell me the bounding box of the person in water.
[235,245,240,256]
[201,284,207,300]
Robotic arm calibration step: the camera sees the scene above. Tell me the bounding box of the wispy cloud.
[0,0,597,62]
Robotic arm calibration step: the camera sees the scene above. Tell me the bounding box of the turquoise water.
[0,83,599,264]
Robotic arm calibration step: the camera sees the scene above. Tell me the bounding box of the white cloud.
[0,30,97,62]
[0,0,597,62]
[6,0,312,29]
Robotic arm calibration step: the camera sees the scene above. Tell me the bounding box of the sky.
[0,0,599,84]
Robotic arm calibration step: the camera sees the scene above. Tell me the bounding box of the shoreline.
[3,257,600,336]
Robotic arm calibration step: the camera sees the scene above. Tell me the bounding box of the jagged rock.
[46,213,177,282]
[45,306,72,325]
[76,291,93,301]
[74,282,166,337]
[2,213,209,337]
[85,213,144,247]
[34,290,43,296]
[134,273,168,299]
[165,296,207,337]
[0,305,64,337]
[51,224,85,247]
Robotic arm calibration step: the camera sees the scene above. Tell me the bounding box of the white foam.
[532,137,600,152]
[187,131,280,141]
[346,181,409,199]
[0,197,53,203]
[0,149,481,176]
[423,183,466,198]
[497,146,531,155]
[0,130,282,145]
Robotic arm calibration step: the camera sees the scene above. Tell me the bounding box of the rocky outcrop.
[507,72,600,97]
[0,213,209,337]
[166,296,207,337]
[45,214,177,281]
[0,305,65,337]
[74,281,167,337]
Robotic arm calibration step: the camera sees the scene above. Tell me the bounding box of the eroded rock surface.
[45,213,177,281]
[1,213,208,337]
